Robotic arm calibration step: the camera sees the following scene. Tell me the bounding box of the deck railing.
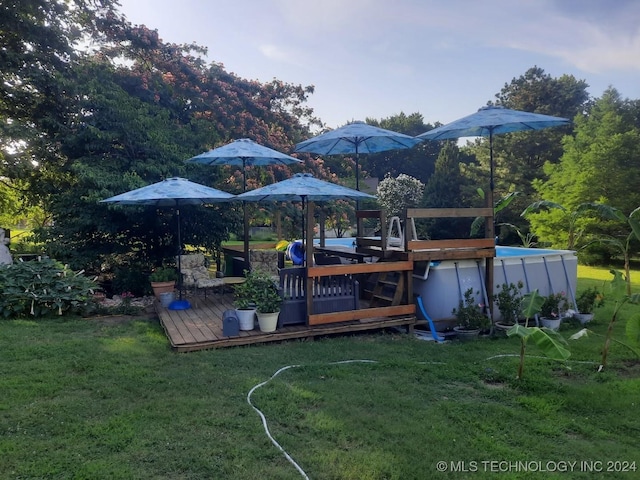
[306,261,415,326]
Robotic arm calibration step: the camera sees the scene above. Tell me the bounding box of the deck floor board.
[156,293,416,352]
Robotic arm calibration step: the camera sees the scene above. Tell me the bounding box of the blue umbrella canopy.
[100,177,235,205]
[417,105,570,140]
[294,121,422,191]
[235,173,376,203]
[101,177,234,308]
[417,105,571,192]
[237,173,375,266]
[186,138,302,192]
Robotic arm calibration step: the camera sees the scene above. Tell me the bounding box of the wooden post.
[305,201,315,324]
[243,202,250,271]
[276,205,282,240]
[319,210,326,248]
[485,195,495,319]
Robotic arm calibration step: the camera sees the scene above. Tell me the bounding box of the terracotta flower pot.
[151,281,175,300]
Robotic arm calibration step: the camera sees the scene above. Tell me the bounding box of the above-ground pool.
[314,239,578,322]
[415,246,577,322]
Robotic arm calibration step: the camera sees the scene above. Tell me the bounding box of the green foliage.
[234,269,281,313]
[507,289,571,378]
[471,189,520,238]
[422,141,473,239]
[148,266,178,283]
[452,288,490,330]
[363,113,439,185]
[112,266,151,298]
[531,89,640,253]
[576,286,603,314]
[0,258,98,318]
[494,281,524,325]
[540,292,567,318]
[572,270,640,369]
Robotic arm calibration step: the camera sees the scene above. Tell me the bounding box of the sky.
[116,0,640,130]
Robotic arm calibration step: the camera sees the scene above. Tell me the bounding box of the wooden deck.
[156,293,416,352]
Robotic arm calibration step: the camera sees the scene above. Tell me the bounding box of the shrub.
[576,287,603,314]
[149,266,178,283]
[494,281,524,325]
[0,258,99,317]
[453,288,490,330]
[540,292,566,318]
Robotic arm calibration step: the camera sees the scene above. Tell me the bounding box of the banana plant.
[506,290,571,379]
[579,204,640,296]
[521,200,600,250]
[570,269,640,371]
[471,189,520,237]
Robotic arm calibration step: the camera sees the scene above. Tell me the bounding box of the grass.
[1,272,640,479]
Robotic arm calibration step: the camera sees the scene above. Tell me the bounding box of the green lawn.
[1,270,639,479]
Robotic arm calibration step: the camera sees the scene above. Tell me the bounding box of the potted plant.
[574,286,603,324]
[452,288,490,339]
[233,270,258,331]
[251,268,283,332]
[149,266,178,300]
[234,268,282,332]
[493,281,525,330]
[539,291,566,330]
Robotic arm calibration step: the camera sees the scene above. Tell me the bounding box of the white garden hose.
[248,356,597,479]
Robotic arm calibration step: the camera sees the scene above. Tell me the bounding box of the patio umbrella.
[416,105,570,197]
[294,121,422,192]
[185,138,303,192]
[100,177,235,309]
[186,138,303,268]
[236,173,375,266]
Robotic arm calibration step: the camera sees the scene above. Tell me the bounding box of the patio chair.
[177,253,223,298]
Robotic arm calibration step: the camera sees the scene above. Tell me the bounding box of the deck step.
[369,270,405,307]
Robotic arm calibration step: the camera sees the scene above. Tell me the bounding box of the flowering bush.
[540,292,566,318]
[376,173,425,218]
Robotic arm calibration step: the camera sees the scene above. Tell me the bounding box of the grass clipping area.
[3,261,640,480]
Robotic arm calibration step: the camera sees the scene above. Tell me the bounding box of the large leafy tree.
[362,112,439,185]
[3,3,328,272]
[463,66,590,235]
[0,0,120,226]
[529,88,640,253]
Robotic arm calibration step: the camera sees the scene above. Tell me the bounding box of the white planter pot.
[236,308,256,331]
[257,311,279,333]
[540,317,562,331]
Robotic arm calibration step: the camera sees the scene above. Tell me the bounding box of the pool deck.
[156,293,417,352]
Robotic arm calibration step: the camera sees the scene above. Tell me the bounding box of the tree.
[531,89,640,254]
[464,66,590,236]
[4,6,328,272]
[422,141,472,239]
[362,113,439,185]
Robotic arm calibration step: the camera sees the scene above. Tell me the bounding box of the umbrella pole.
[302,197,306,261]
[242,158,250,272]
[486,130,495,319]
[176,208,183,301]
[355,145,360,211]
